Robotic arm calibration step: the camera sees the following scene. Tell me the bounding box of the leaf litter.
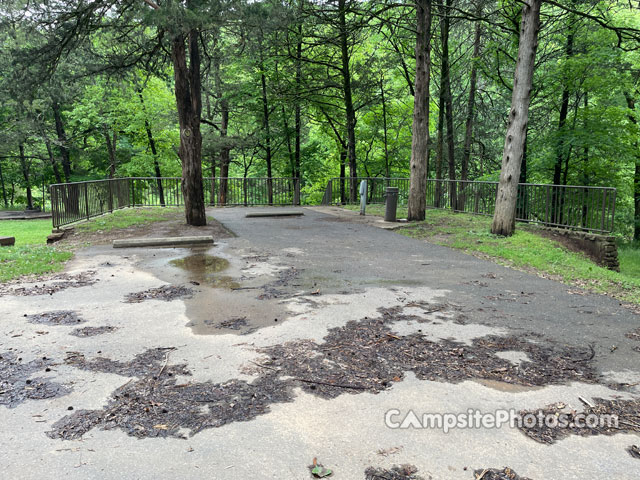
[124,285,194,303]
[0,271,98,297]
[0,351,70,408]
[48,303,606,441]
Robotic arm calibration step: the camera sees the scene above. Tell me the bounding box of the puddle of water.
[170,253,230,275]
[137,247,290,335]
[474,378,543,393]
[169,253,239,289]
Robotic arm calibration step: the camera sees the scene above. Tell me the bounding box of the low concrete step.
[245,211,304,218]
[113,236,214,248]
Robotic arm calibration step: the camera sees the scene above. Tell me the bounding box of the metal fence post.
[294,178,301,206]
[84,183,90,220]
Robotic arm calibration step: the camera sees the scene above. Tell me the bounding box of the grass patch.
[0,207,179,283]
[344,205,640,304]
[74,207,180,233]
[0,219,53,246]
[0,245,73,282]
[344,203,409,219]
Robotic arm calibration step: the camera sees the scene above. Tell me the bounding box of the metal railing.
[321,177,616,233]
[51,177,301,228]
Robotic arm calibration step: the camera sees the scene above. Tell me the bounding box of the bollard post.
[384,186,399,222]
[359,180,367,215]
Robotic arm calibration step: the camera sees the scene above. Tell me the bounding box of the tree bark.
[625,92,640,240]
[45,138,63,184]
[461,5,482,207]
[552,28,574,224]
[380,74,390,178]
[491,0,542,236]
[295,17,303,183]
[0,159,8,207]
[172,29,206,226]
[259,48,273,204]
[407,0,432,221]
[104,127,117,178]
[52,101,71,182]
[19,144,33,210]
[138,89,165,206]
[338,0,358,202]
[441,0,457,210]
[435,80,445,208]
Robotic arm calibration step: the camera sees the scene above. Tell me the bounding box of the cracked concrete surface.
[0,207,638,479]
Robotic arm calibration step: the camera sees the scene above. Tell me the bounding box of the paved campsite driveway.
[0,207,638,479]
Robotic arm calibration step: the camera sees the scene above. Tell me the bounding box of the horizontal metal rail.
[321,177,616,233]
[50,177,301,228]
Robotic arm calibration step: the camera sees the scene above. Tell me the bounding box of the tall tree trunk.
[218,100,230,205]
[441,0,457,210]
[461,5,482,207]
[138,90,166,206]
[338,0,358,202]
[0,160,8,207]
[625,92,640,240]
[552,27,574,224]
[340,148,347,204]
[45,138,63,184]
[407,0,432,221]
[294,3,303,182]
[282,106,296,175]
[172,28,206,226]
[52,101,71,182]
[380,74,390,177]
[435,83,445,208]
[104,127,117,178]
[491,0,542,236]
[19,144,33,210]
[260,49,274,205]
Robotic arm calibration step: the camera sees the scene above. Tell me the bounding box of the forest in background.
[1,0,640,236]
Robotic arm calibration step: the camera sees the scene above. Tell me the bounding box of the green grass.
[344,203,409,219]
[0,207,180,282]
[0,246,73,282]
[74,207,180,233]
[618,242,640,278]
[345,205,640,304]
[0,219,53,246]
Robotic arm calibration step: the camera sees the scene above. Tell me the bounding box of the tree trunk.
[407,0,432,221]
[172,29,206,226]
[380,74,390,177]
[552,28,574,224]
[338,0,358,202]
[19,144,33,210]
[45,138,63,184]
[491,0,542,236]
[435,84,444,208]
[441,0,457,210]
[294,7,303,182]
[260,53,274,204]
[461,6,482,207]
[104,127,117,178]
[0,159,8,207]
[138,90,166,206]
[52,101,71,182]
[218,99,230,206]
[625,93,640,240]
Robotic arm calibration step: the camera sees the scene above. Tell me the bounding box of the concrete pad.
[245,210,304,218]
[112,236,214,248]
